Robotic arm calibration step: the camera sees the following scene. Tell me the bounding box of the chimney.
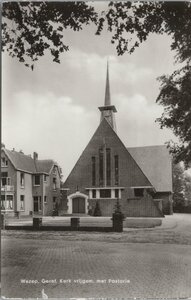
[19,150,24,154]
[33,152,38,160]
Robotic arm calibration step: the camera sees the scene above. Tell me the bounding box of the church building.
[62,65,173,217]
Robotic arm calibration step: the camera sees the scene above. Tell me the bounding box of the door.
[72,197,85,213]
[33,196,39,212]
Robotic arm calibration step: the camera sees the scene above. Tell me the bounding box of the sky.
[2,2,179,180]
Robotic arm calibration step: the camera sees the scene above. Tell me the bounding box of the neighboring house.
[1,146,62,216]
[61,65,173,217]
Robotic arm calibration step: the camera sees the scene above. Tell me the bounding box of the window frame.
[20,195,25,210]
[20,172,25,188]
[34,175,40,186]
[100,189,111,198]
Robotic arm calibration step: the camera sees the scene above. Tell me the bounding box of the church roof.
[127,145,172,192]
[3,148,56,174]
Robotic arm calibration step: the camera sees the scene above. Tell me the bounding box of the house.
[1,145,62,216]
[61,65,173,217]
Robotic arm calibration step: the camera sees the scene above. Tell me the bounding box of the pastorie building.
[61,65,173,217]
[1,146,62,216]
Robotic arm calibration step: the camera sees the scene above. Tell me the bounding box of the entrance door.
[33,196,39,212]
[72,197,85,213]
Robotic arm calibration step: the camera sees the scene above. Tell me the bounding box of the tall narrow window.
[20,172,25,187]
[7,195,13,209]
[99,148,104,186]
[20,195,24,210]
[114,155,119,186]
[1,195,5,210]
[92,189,96,198]
[34,175,40,185]
[92,156,96,186]
[106,148,111,186]
[53,178,56,190]
[39,196,42,210]
[1,172,8,186]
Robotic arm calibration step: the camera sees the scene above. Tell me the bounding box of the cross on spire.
[98,61,117,131]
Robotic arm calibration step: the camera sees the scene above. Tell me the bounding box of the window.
[1,157,8,167]
[100,189,111,198]
[114,155,119,186]
[20,195,24,210]
[134,188,144,197]
[39,196,42,210]
[44,175,47,182]
[44,196,47,203]
[1,172,8,186]
[115,189,119,198]
[106,148,111,186]
[53,178,56,190]
[34,175,40,185]
[99,148,104,186]
[7,195,13,209]
[92,156,96,186]
[20,173,25,187]
[1,195,5,210]
[92,190,96,198]
[53,166,57,174]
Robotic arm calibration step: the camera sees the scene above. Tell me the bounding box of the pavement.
[1,213,191,299]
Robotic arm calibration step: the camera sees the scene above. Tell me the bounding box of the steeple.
[105,61,111,106]
[98,61,117,131]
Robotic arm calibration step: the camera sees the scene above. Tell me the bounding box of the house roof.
[3,149,56,174]
[127,145,172,192]
[35,160,54,174]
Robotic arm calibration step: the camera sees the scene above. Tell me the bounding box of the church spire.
[105,61,111,106]
[98,61,117,131]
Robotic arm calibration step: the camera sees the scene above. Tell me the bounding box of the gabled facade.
[61,64,173,217]
[1,146,62,216]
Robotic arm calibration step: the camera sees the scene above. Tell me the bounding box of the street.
[1,214,191,298]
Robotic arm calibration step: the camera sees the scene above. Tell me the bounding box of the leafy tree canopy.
[2,1,191,165]
[2,2,97,68]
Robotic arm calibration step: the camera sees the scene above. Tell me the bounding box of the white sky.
[2,2,179,180]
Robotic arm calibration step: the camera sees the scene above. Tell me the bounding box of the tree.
[172,163,185,212]
[2,2,97,69]
[184,172,191,208]
[172,162,191,212]
[2,1,191,164]
[93,201,102,216]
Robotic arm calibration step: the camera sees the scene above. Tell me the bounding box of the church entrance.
[72,197,85,213]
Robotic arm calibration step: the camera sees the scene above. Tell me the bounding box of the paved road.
[2,214,191,299]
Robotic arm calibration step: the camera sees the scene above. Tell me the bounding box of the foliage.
[172,163,185,211]
[113,199,125,219]
[156,66,191,166]
[96,2,191,63]
[93,201,102,216]
[172,162,191,212]
[2,2,97,69]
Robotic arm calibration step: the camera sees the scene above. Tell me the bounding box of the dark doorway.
[33,196,39,212]
[72,197,85,213]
